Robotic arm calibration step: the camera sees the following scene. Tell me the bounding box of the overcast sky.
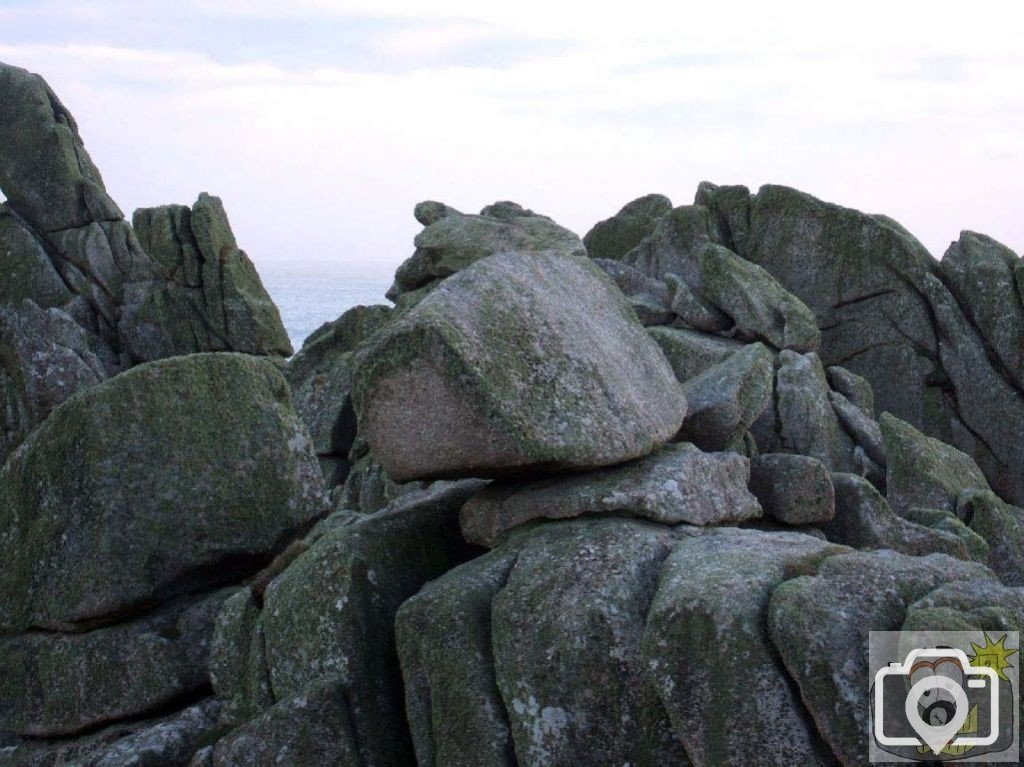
[1,1,1022,277]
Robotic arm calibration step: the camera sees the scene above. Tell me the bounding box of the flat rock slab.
[354,252,687,481]
[0,589,233,738]
[0,353,326,633]
[460,442,760,547]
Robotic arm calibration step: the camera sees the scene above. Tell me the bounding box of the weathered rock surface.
[828,389,886,467]
[354,252,687,480]
[583,193,672,261]
[0,588,233,737]
[490,520,688,766]
[623,205,820,351]
[387,201,585,301]
[286,304,392,483]
[6,64,1024,767]
[821,472,979,559]
[206,482,483,767]
[826,365,876,417]
[0,353,326,633]
[748,453,835,525]
[677,342,773,450]
[0,300,110,460]
[460,442,760,546]
[881,412,989,516]
[397,547,521,767]
[727,182,1024,505]
[769,550,994,765]
[0,63,302,478]
[959,489,1024,586]
[903,578,1024,633]
[647,325,744,384]
[941,231,1024,389]
[775,350,857,471]
[644,529,844,767]
[1,699,222,767]
[592,258,672,325]
[130,195,292,357]
[197,676,361,767]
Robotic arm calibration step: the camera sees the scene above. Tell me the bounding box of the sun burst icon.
[968,632,1018,682]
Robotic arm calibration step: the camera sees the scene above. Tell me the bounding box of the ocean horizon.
[258,265,393,352]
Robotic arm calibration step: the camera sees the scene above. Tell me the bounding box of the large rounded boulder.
[353,252,687,481]
[0,353,326,633]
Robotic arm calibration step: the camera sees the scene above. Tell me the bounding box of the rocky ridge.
[3,62,1024,767]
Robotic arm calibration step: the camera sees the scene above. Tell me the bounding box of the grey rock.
[902,507,990,562]
[0,301,109,462]
[397,547,520,767]
[624,206,819,351]
[694,181,752,254]
[130,195,292,357]
[664,273,733,332]
[592,258,673,325]
[0,589,233,737]
[354,252,687,481]
[337,449,426,514]
[646,325,744,384]
[917,269,1024,504]
[210,482,483,766]
[643,528,843,767]
[826,365,876,418]
[769,549,993,765]
[583,193,672,262]
[622,205,715,278]
[742,183,1024,505]
[941,231,1024,388]
[0,207,72,309]
[413,200,460,226]
[903,578,1024,633]
[0,63,119,232]
[285,304,391,471]
[776,350,856,471]
[677,342,774,451]
[208,590,273,727]
[881,412,989,517]
[1,699,221,767]
[821,473,978,559]
[0,353,326,633]
[749,453,835,525]
[959,489,1024,586]
[202,677,361,767]
[460,442,761,546]
[828,389,886,467]
[387,201,585,299]
[491,519,690,765]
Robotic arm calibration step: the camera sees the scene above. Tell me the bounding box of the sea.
[259,266,393,353]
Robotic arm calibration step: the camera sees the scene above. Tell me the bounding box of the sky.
[1,1,1022,279]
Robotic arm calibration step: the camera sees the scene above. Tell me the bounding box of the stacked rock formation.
[3,62,1024,767]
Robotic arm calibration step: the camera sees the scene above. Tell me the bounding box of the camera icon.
[874,647,1000,755]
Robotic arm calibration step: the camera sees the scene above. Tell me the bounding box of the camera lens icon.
[874,647,1001,756]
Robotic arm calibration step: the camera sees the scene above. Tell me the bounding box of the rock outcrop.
[0,63,293,468]
[4,60,1024,767]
